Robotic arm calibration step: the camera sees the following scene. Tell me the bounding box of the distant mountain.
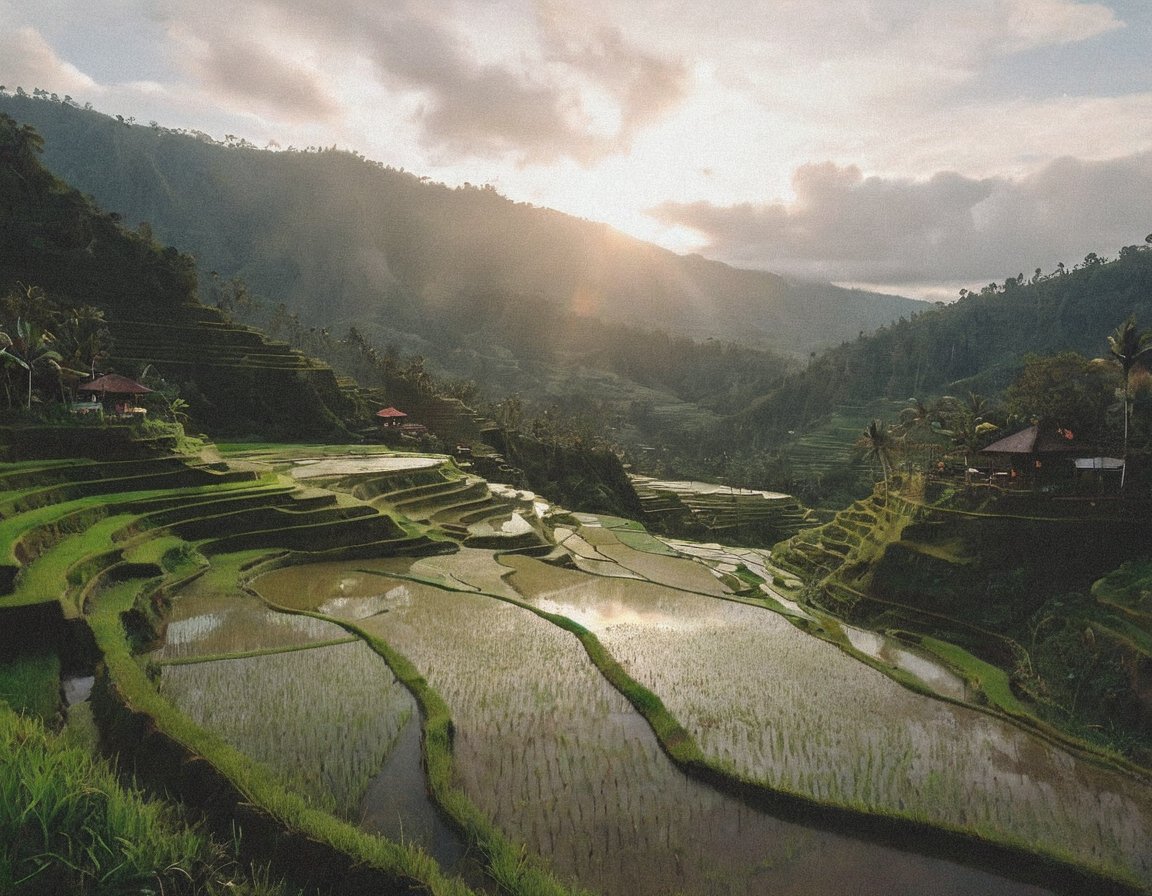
[731,247,1152,442]
[0,95,922,377]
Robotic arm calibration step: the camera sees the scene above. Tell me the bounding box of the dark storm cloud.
[651,152,1152,284]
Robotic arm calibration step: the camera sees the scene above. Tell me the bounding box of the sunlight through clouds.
[0,0,1149,295]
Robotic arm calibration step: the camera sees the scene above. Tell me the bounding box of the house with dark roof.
[982,424,1120,488]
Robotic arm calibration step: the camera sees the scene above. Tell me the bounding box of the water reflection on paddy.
[160,641,413,818]
[503,554,1152,889]
[152,571,349,660]
[251,559,1062,896]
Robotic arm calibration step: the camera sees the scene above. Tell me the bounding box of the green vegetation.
[0,648,60,721]
[0,92,918,368]
[774,482,1152,767]
[5,75,1152,896]
[0,110,356,441]
[0,703,300,896]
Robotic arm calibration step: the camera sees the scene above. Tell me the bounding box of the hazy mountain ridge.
[740,248,1152,436]
[0,94,922,370]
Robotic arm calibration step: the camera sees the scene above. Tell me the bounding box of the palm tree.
[940,393,998,484]
[1107,315,1152,489]
[856,419,894,489]
[898,398,934,433]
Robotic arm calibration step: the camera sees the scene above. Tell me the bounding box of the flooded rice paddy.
[288,454,444,479]
[160,641,413,818]
[251,558,1072,896]
[151,519,1152,895]
[503,542,1152,888]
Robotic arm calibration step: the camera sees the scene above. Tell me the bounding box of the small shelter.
[1073,456,1125,488]
[376,407,408,428]
[981,424,1082,485]
[77,373,152,418]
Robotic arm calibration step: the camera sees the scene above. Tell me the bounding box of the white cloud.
[650,151,1152,286]
[0,25,98,95]
[140,0,689,165]
[167,20,339,123]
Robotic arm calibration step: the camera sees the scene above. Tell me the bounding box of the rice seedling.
[160,640,414,819]
[249,560,1070,896]
[503,553,1152,888]
[89,572,476,896]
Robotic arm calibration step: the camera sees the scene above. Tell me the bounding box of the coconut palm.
[55,306,111,380]
[1107,315,1152,489]
[856,419,894,488]
[940,393,999,484]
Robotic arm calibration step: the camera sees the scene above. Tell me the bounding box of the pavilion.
[376,407,408,428]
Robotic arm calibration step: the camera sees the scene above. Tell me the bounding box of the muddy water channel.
[252,557,1086,896]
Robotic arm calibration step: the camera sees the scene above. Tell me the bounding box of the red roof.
[77,373,153,394]
[376,407,408,419]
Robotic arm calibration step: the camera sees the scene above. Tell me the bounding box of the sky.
[2,0,1151,301]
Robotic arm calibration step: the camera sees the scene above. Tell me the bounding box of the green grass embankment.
[0,444,487,895]
[353,561,1150,896]
[0,648,61,722]
[0,703,305,896]
[87,568,476,896]
[254,590,592,896]
[774,478,1152,790]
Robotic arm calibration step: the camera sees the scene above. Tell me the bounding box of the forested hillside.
[730,247,1152,443]
[0,94,921,374]
[0,112,356,439]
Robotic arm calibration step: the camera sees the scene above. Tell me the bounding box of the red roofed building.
[376,407,408,428]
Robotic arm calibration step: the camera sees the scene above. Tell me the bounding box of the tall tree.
[940,393,999,484]
[856,419,894,488]
[1107,315,1152,489]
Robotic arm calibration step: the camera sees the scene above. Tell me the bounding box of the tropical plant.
[1,317,63,409]
[940,393,999,483]
[898,398,938,434]
[1106,315,1152,489]
[54,305,112,387]
[855,419,894,487]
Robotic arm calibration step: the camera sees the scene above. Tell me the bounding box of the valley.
[3,94,1152,896]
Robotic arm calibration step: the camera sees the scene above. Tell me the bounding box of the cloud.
[167,18,338,123]
[682,0,1124,119]
[535,9,690,136]
[650,151,1152,286]
[0,25,98,95]
[353,4,689,163]
[158,0,689,165]
[348,8,606,163]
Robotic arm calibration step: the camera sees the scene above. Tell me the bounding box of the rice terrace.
[6,66,1152,896]
[4,433,1152,895]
